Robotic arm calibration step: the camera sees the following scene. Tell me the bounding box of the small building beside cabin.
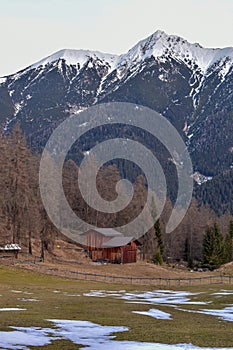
[0,243,21,259]
[81,228,139,264]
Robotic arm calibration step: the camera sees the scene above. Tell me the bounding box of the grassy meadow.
[0,265,233,349]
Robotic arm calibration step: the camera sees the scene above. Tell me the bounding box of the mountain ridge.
[1,29,231,121]
[0,30,232,216]
[1,30,233,79]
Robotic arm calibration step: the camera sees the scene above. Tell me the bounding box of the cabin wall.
[122,242,137,264]
[102,247,121,263]
[0,250,19,259]
[83,231,138,264]
[90,247,121,263]
[85,231,109,249]
[90,249,104,261]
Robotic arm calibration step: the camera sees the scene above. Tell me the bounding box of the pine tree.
[154,219,164,257]
[153,250,163,265]
[229,220,233,239]
[203,223,224,269]
[222,220,233,263]
[223,233,233,263]
[150,196,164,263]
[187,256,194,269]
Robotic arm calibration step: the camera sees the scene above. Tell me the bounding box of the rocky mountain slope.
[0,30,232,213]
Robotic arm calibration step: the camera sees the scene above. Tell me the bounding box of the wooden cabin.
[81,228,139,264]
[0,243,21,259]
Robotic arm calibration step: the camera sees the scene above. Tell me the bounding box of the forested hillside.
[0,125,232,266]
[0,31,232,217]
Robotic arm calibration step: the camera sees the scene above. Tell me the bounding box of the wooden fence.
[13,261,233,287]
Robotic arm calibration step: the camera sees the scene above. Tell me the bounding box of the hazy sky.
[1,0,233,76]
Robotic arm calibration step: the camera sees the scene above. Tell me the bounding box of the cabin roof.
[0,243,21,251]
[81,228,123,237]
[101,236,135,248]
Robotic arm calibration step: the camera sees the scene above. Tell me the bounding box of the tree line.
[0,125,232,268]
[202,221,233,270]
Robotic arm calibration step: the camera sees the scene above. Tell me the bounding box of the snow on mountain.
[30,49,118,71]
[1,30,232,87]
[120,30,233,74]
[1,29,232,126]
[0,77,7,84]
[0,29,232,185]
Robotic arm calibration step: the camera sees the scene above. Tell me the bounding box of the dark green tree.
[187,256,194,269]
[229,220,233,239]
[154,219,164,257]
[152,250,163,265]
[223,220,233,263]
[203,223,224,270]
[223,233,233,263]
[150,196,164,257]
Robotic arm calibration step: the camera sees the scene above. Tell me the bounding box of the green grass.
[1,265,233,348]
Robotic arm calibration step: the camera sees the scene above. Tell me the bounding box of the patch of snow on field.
[63,292,81,297]
[132,308,172,320]
[177,306,233,322]
[1,320,233,350]
[212,290,233,296]
[49,319,127,346]
[11,290,33,295]
[200,306,233,322]
[83,290,209,306]
[0,308,26,311]
[17,298,40,302]
[0,327,57,349]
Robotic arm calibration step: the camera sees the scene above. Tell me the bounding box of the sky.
[0,0,233,76]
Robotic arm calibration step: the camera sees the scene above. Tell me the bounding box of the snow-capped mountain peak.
[121,30,233,74]
[0,29,232,187]
[30,48,118,70]
[1,30,232,81]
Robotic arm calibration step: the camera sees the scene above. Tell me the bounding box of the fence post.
[30,266,233,287]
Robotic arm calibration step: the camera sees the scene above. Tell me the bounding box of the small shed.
[81,228,140,264]
[0,243,21,259]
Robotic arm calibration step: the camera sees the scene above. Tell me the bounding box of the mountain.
[0,30,233,213]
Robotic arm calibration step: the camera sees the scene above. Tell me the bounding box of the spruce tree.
[150,196,164,263]
[154,219,164,257]
[223,220,233,263]
[229,220,233,239]
[153,250,163,265]
[203,223,224,269]
[223,233,233,263]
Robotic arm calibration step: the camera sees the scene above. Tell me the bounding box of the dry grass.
[10,239,232,282]
[1,264,233,348]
